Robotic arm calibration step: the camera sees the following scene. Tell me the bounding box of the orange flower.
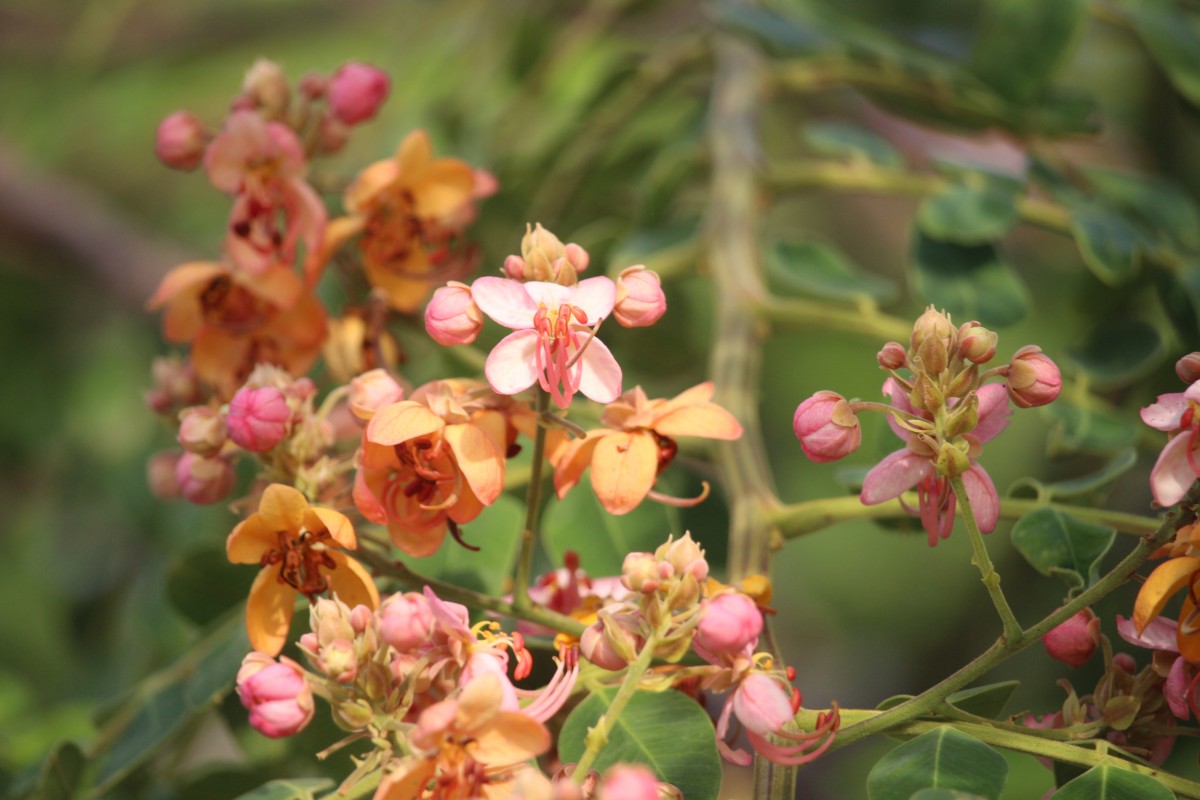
[227,483,379,656]
[1133,524,1200,662]
[354,380,505,556]
[148,261,326,397]
[316,130,485,312]
[552,382,743,515]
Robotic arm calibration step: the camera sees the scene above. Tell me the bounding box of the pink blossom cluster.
[1142,352,1200,507]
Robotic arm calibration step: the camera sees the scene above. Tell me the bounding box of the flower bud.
[155,111,208,171]
[175,452,235,505]
[942,394,979,440]
[935,441,971,478]
[147,355,200,414]
[910,372,945,415]
[657,534,708,583]
[621,552,661,594]
[316,114,351,155]
[310,597,355,645]
[581,616,640,671]
[1006,345,1062,409]
[613,266,667,328]
[517,223,584,286]
[298,72,328,99]
[910,306,954,354]
[177,406,226,457]
[242,59,290,118]
[597,765,660,800]
[695,592,763,656]
[733,673,794,735]
[1042,609,1100,669]
[317,638,358,683]
[877,341,907,371]
[959,324,997,365]
[793,391,861,463]
[227,385,291,452]
[379,592,434,652]
[323,313,400,383]
[333,697,374,730]
[328,62,390,125]
[1177,353,1200,385]
[349,369,405,421]
[146,451,183,500]
[425,281,483,345]
[502,254,526,281]
[236,653,314,738]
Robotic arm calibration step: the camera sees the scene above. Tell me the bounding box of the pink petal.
[522,281,573,308]
[882,378,919,441]
[973,383,1013,444]
[1150,433,1199,507]
[568,276,617,322]
[1116,614,1180,653]
[471,277,537,330]
[860,450,934,505]
[1165,656,1191,719]
[1142,393,1188,432]
[484,330,540,396]
[576,336,622,404]
[962,462,1000,532]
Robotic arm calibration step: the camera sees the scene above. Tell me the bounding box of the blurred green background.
[4,0,1200,797]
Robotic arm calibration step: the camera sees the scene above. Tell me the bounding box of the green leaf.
[877,694,916,711]
[909,790,987,800]
[558,687,720,800]
[167,547,246,626]
[866,726,1008,800]
[543,484,681,576]
[768,240,897,303]
[92,612,249,792]
[1053,764,1175,799]
[910,233,1030,327]
[943,681,1019,720]
[1064,319,1165,390]
[1071,207,1143,285]
[969,0,1085,103]
[1043,401,1140,455]
[916,180,1020,245]
[799,121,903,168]
[1083,166,1200,249]
[1155,264,1200,349]
[409,494,524,596]
[1037,448,1138,499]
[1124,0,1200,108]
[608,223,700,282]
[232,778,336,800]
[31,741,85,800]
[1010,508,1115,594]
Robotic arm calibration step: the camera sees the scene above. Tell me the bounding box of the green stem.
[770,494,1161,539]
[950,475,1022,642]
[572,634,659,780]
[513,390,551,612]
[756,295,911,341]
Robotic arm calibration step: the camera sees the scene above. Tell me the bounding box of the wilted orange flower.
[147,261,326,397]
[227,483,379,656]
[1134,524,1200,663]
[354,380,505,556]
[552,382,743,515]
[317,130,489,312]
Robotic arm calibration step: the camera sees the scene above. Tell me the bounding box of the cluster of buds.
[793,306,1061,545]
[1142,352,1200,507]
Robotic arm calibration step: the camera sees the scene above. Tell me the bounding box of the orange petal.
[394,129,433,177]
[305,215,365,285]
[305,506,357,549]
[655,381,715,415]
[375,757,436,800]
[448,478,485,525]
[344,158,399,214]
[388,517,447,558]
[161,289,205,343]
[368,401,444,446]
[147,261,225,310]
[363,255,435,312]
[257,483,309,537]
[472,712,551,765]
[226,514,275,564]
[653,401,742,441]
[1181,596,1200,662]
[457,673,502,731]
[327,552,381,610]
[590,431,658,515]
[1134,557,1200,633]
[246,568,296,656]
[412,160,475,220]
[444,422,504,506]
[552,432,605,497]
[239,264,304,310]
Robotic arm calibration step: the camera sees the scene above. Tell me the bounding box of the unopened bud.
[242,59,290,117]
[236,653,314,738]
[155,111,208,171]
[517,223,583,285]
[328,62,390,125]
[177,406,226,457]
[793,391,861,463]
[943,394,979,440]
[1177,352,1200,385]
[597,765,661,800]
[227,385,291,452]
[917,331,949,376]
[657,533,708,583]
[146,451,183,500]
[318,638,358,683]
[175,452,235,505]
[935,441,971,478]
[379,592,434,652]
[910,372,945,414]
[877,341,907,371]
[332,697,374,730]
[1006,345,1062,409]
[910,306,954,354]
[695,592,763,656]
[621,552,660,594]
[425,281,483,345]
[349,369,405,421]
[613,266,667,328]
[1041,609,1100,669]
[959,324,997,365]
[316,114,350,155]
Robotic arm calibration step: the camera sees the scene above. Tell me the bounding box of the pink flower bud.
[597,765,660,800]
[877,341,907,371]
[227,386,291,452]
[657,534,708,583]
[564,243,589,274]
[349,369,405,421]
[695,593,763,656]
[1177,353,1200,385]
[177,406,227,456]
[425,281,483,346]
[175,452,235,505]
[621,552,661,594]
[958,324,997,365]
[155,111,208,171]
[328,62,390,125]
[298,72,328,99]
[1006,345,1062,409]
[1041,609,1100,668]
[379,592,434,652]
[502,255,526,280]
[146,451,183,500]
[580,616,644,672]
[733,673,794,736]
[793,391,861,463]
[237,653,314,738]
[613,266,667,328]
[316,114,351,155]
[242,59,290,117]
[1113,652,1137,674]
[147,355,200,414]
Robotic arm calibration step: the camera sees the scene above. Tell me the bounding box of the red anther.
[403,478,423,497]
[571,305,588,324]
[1184,406,1195,430]
[790,686,803,714]
[512,631,526,651]
[514,648,534,681]
[564,550,580,571]
[786,666,796,681]
[534,307,549,335]
[414,439,433,450]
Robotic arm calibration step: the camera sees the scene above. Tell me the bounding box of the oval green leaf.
[410,493,524,596]
[1010,508,1115,594]
[1125,0,1200,108]
[909,790,988,800]
[558,686,721,800]
[943,681,1019,719]
[31,741,85,800]
[1064,319,1165,390]
[866,726,1008,800]
[910,233,1030,327]
[1053,764,1175,800]
[1043,401,1140,455]
[916,181,1020,245]
[800,121,903,168]
[769,240,897,303]
[968,0,1085,104]
[1071,207,1143,285]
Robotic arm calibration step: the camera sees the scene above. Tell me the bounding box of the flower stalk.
[950,474,1022,643]
[572,632,659,781]
[513,389,551,612]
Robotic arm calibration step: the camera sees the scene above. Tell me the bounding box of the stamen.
[448,519,480,552]
[563,315,606,371]
[647,481,711,508]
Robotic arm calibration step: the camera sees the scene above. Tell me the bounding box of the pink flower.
[155,111,207,170]
[1117,615,1200,723]
[348,369,406,421]
[597,765,660,800]
[716,672,839,766]
[859,380,1009,546]
[378,591,434,652]
[328,62,390,125]
[226,385,291,452]
[1142,382,1200,507]
[1005,345,1061,409]
[1041,609,1100,668]
[236,652,315,738]
[695,592,763,657]
[612,266,666,328]
[424,281,483,346]
[793,391,861,463]
[175,451,235,505]
[470,276,622,409]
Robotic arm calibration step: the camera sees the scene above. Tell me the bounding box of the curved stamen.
[647,481,712,508]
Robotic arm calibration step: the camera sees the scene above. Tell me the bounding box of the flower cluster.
[1142,352,1200,507]
[793,306,1061,545]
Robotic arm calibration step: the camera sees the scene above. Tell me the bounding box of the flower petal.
[590,432,658,515]
[553,431,606,498]
[1133,557,1200,634]
[327,552,381,611]
[882,378,919,441]
[258,484,309,536]
[485,329,541,396]
[972,383,1013,444]
[444,422,504,506]
[411,159,475,220]
[472,277,537,330]
[1165,656,1191,719]
[576,335,622,405]
[367,401,444,446]
[1150,433,1199,508]
[375,757,436,800]
[962,462,1000,533]
[1181,596,1200,663]
[304,506,357,549]
[1116,614,1179,652]
[226,514,275,564]
[246,567,296,656]
[147,262,226,311]
[1142,393,1188,432]
[472,712,551,765]
[653,400,742,440]
[860,449,933,505]
[521,281,573,309]
[395,129,433,177]
[569,276,617,322]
